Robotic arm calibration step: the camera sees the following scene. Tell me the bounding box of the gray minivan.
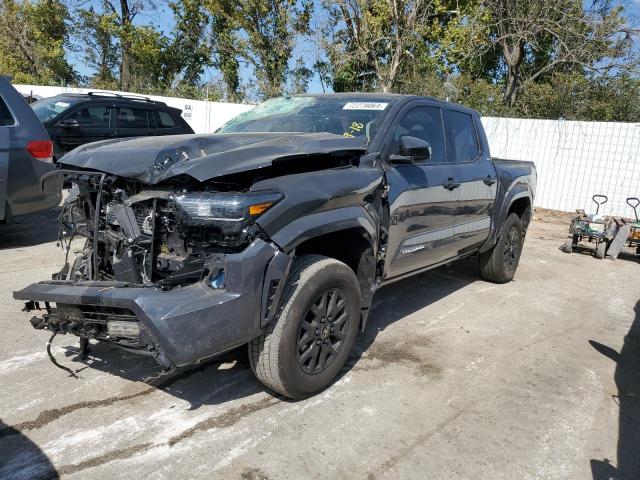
[0,76,61,222]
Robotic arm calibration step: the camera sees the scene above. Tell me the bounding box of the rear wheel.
[595,241,607,259]
[249,255,361,399]
[480,213,524,283]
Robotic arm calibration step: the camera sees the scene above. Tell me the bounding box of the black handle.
[592,194,608,214]
[483,175,498,186]
[627,197,640,209]
[443,178,460,191]
[627,197,639,221]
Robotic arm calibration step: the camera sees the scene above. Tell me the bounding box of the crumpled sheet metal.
[58,132,368,185]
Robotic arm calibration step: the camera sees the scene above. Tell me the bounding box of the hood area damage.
[59,132,368,184]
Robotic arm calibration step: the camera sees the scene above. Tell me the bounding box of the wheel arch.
[267,206,379,327]
[480,186,533,253]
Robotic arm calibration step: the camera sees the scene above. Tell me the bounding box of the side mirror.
[58,118,80,128]
[388,136,432,165]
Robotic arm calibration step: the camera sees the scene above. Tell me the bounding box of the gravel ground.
[0,206,638,480]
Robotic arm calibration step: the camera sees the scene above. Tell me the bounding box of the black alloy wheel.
[296,288,349,374]
[503,225,521,272]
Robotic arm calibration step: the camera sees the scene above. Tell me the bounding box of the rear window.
[0,97,15,127]
[157,110,177,128]
[444,110,481,163]
[116,107,150,128]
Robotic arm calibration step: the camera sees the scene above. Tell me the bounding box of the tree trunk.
[119,0,132,91]
[502,39,524,108]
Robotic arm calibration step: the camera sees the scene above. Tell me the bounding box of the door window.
[156,110,178,128]
[389,106,446,163]
[444,110,480,163]
[116,107,151,128]
[67,106,112,127]
[0,97,15,127]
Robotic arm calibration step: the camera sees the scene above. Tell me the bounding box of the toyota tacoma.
[14,94,536,399]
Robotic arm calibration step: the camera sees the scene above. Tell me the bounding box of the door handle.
[483,175,498,186]
[442,178,460,191]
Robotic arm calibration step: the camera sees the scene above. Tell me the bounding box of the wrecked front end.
[14,171,291,369]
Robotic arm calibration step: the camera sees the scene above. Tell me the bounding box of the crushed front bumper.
[13,239,291,368]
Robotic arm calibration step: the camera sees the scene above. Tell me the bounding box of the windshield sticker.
[343,121,365,138]
[342,102,388,111]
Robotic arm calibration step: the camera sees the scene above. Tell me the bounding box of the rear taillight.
[26,140,53,162]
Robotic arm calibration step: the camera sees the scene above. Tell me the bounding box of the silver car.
[0,76,61,222]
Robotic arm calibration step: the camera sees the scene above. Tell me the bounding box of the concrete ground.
[0,207,639,480]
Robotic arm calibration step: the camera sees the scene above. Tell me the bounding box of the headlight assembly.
[173,191,283,228]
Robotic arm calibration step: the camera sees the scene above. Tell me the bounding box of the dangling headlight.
[173,191,283,230]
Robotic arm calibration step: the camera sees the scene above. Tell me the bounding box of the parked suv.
[0,76,61,222]
[31,92,194,160]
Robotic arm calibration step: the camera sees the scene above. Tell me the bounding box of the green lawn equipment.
[625,197,640,256]
[560,195,617,259]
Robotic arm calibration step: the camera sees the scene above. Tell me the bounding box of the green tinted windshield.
[31,96,82,123]
[218,96,393,140]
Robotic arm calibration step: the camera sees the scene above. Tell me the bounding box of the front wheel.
[249,255,361,399]
[480,213,524,283]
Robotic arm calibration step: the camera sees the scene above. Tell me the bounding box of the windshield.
[31,97,81,123]
[217,96,393,141]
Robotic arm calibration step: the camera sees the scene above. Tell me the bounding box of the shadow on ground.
[0,421,59,480]
[340,256,478,378]
[590,299,640,480]
[0,206,61,250]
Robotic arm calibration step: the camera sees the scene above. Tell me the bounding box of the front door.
[383,103,460,279]
[57,104,115,153]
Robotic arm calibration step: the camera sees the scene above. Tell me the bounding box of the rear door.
[57,104,115,152]
[444,108,498,253]
[383,101,460,279]
[115,106,154,139]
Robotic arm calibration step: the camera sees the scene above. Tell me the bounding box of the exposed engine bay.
[56,171,280,289]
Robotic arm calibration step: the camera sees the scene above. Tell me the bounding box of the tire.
[480,213,524,283]
[249,255,361,399]
[560,238,573,254]
[572,234,579,247]
[595,241,606,259]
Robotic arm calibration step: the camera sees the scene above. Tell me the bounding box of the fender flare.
[266,205,378,254]
[261,205,379,326]
[480,185,533,253]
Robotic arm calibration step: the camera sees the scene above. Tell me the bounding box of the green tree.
[205,0,313,99]
[0,0,76,85]
[163,0,213,87]
[76,7,120,89]
[465,0,639,107]
[288,57,313,93]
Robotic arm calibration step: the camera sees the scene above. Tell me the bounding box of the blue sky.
[69,0,640,95]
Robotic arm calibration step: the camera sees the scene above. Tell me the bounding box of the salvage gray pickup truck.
[14,94,536,398]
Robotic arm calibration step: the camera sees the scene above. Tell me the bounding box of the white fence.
[482,117,640,217]
[14,85,640,217]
